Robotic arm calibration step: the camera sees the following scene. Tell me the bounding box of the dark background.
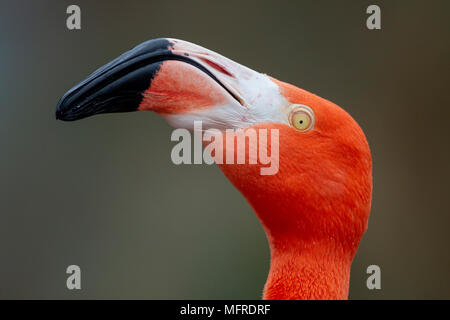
[0,0,449,299]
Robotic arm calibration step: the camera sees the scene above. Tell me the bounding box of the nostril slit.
[200,58,234,78]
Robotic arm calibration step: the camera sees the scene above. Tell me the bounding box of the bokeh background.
[0,0,449,299]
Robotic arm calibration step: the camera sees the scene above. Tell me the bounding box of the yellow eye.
[289,105,315,132]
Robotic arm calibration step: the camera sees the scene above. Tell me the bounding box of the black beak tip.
[55,97,80,121]
[55,106,62,120]
[55,98,69,121]
[55,38,174,122]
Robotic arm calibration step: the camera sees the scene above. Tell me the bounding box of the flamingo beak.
[56,38,287,130]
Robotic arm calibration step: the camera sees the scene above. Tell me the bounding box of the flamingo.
[56,38,372,300]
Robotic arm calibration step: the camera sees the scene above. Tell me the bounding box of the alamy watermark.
[366,5,381,30]
[170,121,279,176]
[66,265,81,290]
[66,5,81,30]
[366,265,381,290]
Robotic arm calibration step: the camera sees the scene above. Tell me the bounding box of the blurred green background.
[0,0,449,299]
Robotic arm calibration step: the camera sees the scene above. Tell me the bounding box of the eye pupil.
[289,105,315,132]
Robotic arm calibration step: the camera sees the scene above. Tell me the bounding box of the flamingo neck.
[263,237,353,300]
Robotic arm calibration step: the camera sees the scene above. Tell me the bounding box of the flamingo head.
[56,38,372,261]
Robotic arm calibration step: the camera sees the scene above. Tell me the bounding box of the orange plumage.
[218,79,372,299]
